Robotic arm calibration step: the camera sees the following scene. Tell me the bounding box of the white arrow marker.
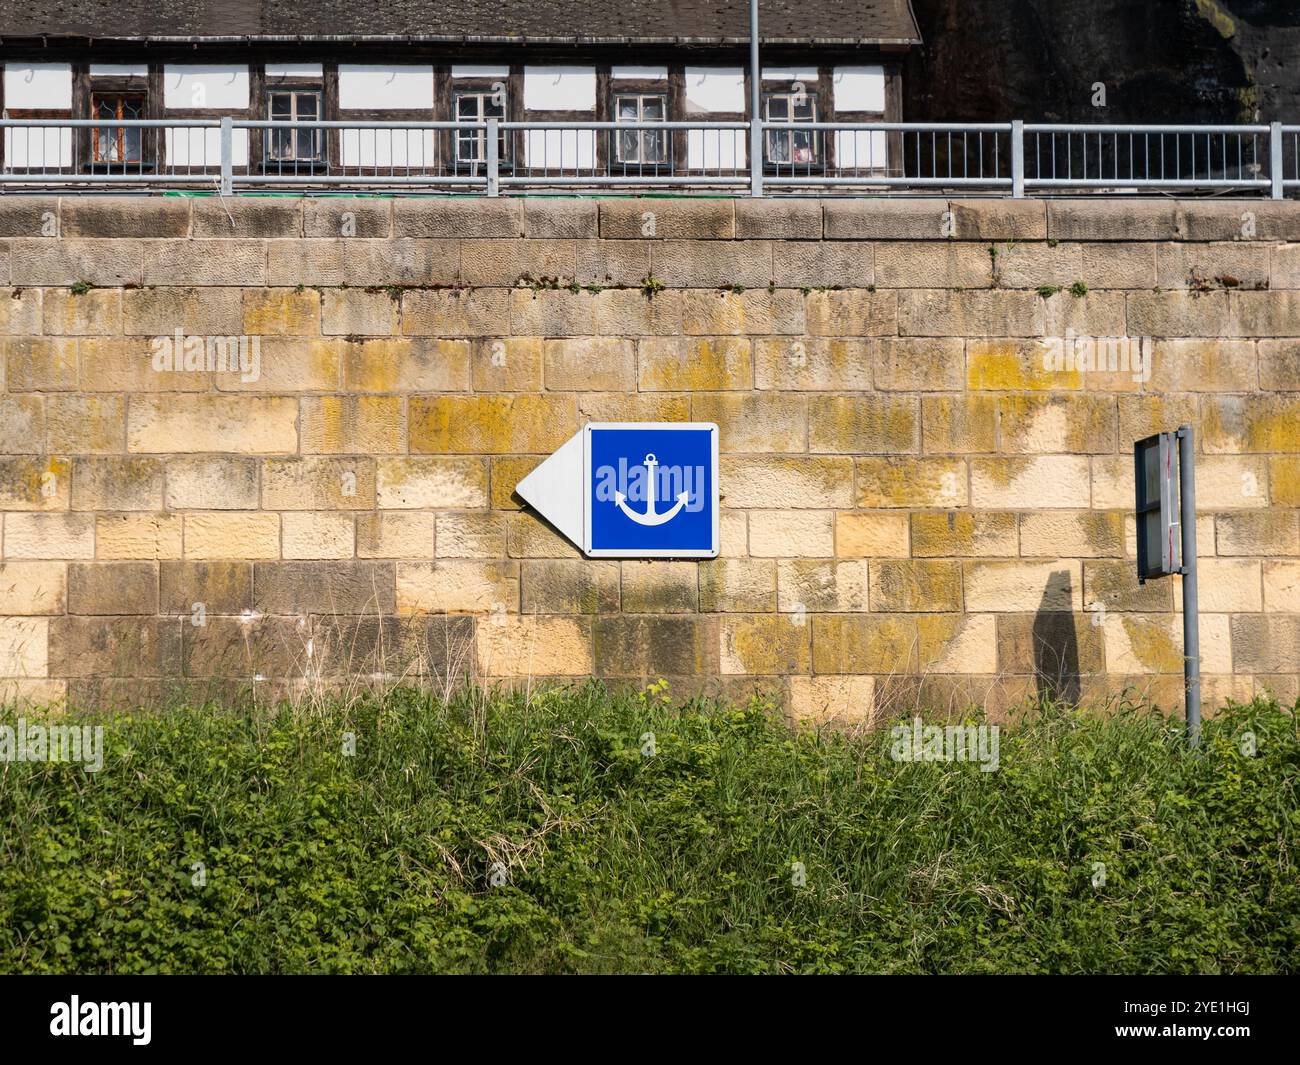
[614,454,689,527]
[514,428,584,549]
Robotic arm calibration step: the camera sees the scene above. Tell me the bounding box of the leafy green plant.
[1,689,1295,974]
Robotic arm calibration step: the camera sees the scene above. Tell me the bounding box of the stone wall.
[1,194,1298,721]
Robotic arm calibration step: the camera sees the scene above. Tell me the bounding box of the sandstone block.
[477,616,593,677]
[255,561,396,615]
[67,561,158,615]
[184,513,280,560]
[355,512,437,560]
[95,514,183,560]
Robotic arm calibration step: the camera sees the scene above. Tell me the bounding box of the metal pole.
[1011,119,1025,198]
[1177,424,1201,748]
[219,116,233,196]
[749,0,763,197]
[1270,121,1283,200]
[485,118,500,197]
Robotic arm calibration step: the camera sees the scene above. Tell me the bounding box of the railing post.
[748,0,763,197]
[1270,121,1284,200]
[1011,119,1025,198]
[485,118,500,197]
[219,116,233,196]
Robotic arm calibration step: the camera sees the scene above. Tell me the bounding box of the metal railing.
[1284,125,1300,192]
[1023,124,1274,192]
[1,116,1296,197]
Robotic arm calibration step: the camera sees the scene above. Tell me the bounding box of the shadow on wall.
[1031,569,1082,705]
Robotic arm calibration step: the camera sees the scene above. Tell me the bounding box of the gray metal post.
[1011,119,1025,198]
[219,116,233,196]
[485,118,500,197]
[1270,121,1284,200]
[1177,424,1201,747]
[749,0,763,197]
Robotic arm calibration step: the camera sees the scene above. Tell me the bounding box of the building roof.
[0,1,922,46]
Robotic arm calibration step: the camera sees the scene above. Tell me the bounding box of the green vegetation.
[1069,279,1089,297]
[640,273,665,297]
[1,687,1296,974]
[1036,284,1063,298]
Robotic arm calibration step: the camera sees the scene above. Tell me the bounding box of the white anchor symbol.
[614,453,689,527]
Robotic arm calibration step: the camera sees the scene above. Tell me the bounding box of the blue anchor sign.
[515,423,719,558]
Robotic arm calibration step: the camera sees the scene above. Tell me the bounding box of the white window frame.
[612,92,669,165]
[454,88,510,166]
[265,89,324,164]
[763,90,821,166]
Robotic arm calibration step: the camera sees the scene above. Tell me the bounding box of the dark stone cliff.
[904,0,1299,122]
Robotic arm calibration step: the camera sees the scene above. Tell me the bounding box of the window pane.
[267,91,322,161]
[92,95,146,163]
[764,92,820,164]
[617,97,639,121]
[455,91,507,163]
[643,96,665,121]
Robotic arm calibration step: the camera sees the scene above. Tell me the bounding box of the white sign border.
[582,422,720,559]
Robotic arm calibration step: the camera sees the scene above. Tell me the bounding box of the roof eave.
[0,33,923,47]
